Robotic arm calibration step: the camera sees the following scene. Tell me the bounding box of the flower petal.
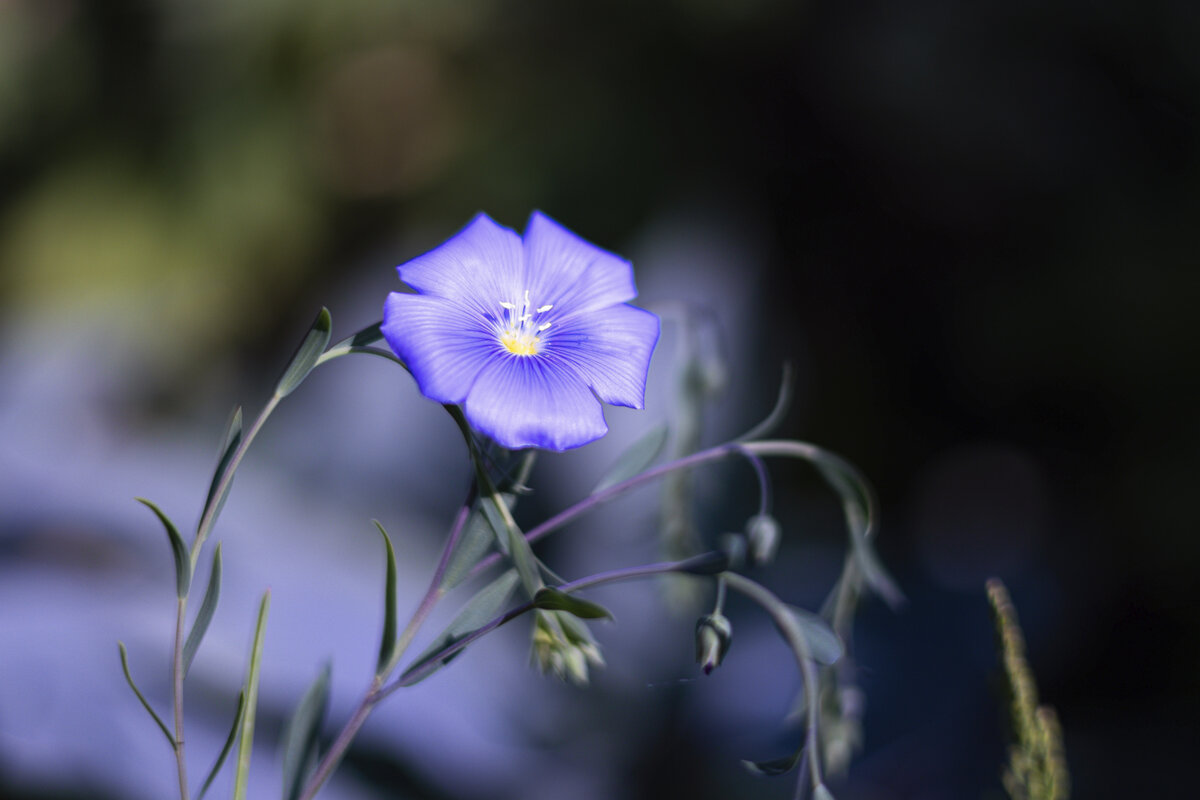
[464,356,608,451]
[523,211,637,314]
[398,213,525,311]
[543,304,660,408]
[382,292,497,404]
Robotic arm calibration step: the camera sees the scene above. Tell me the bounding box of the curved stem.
[723,572,825,797]
[297,492,474,800]
[466,438,871,584]
[385,556,708,696]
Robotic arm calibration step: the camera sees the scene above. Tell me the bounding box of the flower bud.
[745,513,781,566]
[695,613,733,675]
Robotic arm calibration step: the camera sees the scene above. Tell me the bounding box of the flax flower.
[382,212,659,451]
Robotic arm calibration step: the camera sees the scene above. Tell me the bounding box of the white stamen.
[538,322,552,331]
[537,304,554,313]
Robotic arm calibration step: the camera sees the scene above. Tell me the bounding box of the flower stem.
[296,494,474,800]
[172,596,190,800]
[191,393,281,566]
[383,556,708,695]
[293,682,380,800]
[722,572,825,798]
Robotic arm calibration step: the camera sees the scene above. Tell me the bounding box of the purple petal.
[523,211,637,315]
[382,292,497,404]
[543,304,660,409]
[463,356,608,451]
[397,213,525,312]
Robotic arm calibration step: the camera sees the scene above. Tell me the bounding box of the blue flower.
[382,212,660,451]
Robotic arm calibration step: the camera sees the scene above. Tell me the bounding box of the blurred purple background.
[2,1,1198,799]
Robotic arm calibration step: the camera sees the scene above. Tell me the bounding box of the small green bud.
[531,610,604,685]
[695,613,733,675]
[745,513,781,566]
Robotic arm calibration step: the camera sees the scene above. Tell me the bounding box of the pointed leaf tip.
[373,521,399,678]
[533,587,614,621]
[183,542,223,675]
[118,641,176,747]
[275,307,333,398]
[281,663,332,800]
[136,497,190,598]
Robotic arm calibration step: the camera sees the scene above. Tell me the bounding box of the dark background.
[1,1,1197,798]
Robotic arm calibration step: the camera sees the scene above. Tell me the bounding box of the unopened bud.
[695,613,733,675]
[745,513,781,566]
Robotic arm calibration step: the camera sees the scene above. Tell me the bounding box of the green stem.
[723,573,825,798]
[172,596,189,800]
[296,494,474,800]
[191,393,281,567]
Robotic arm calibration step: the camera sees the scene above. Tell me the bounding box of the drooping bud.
[745,513,781,566]
[695,613,733,675]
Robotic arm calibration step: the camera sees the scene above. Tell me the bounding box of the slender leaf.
[533,587,614,621]
[477,491,540,594]
[813,457,904,607]
[374,521,399,677]
[439,506,497,591]
[281,663,331,800]
[201,407,243,532]
[742,744,804,777]
[787,606,844,666]
[117,642,174,747]
[275,308,332,398]
[400,570,520,685]
[196,690,246,800]
[136,498,190,598]
[317,321,386,362]
[591,423,668,494]
[233,591,271,800]
[182,543,223,676]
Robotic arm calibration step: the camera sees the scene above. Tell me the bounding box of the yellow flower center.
[497,290,553,357]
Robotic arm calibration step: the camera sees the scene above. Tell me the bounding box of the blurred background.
[2,0,1198,798]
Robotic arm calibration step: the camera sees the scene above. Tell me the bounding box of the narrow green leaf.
[183,543,223,676]
[439,506,498,591]
[741,744,803,777]
[281,663,331,800]
[787,606,844,666]
[316,321,386,362]
[274,308,332,398]
[117,642,174,747]
[477,491,540,594]
[136,498,190,598]
[196,690,246,800]
[373,521,399,678]
[591,423,668,494]
[201,407,243,532]
[533,587,614,621]
[233,591,271,800]
[400,569,520,685]
[814,457,904,608]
